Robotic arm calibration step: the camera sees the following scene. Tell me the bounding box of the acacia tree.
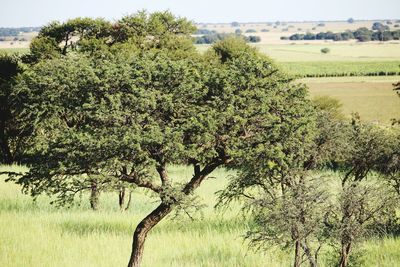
[14,22,314,267]
[19,11,198,210]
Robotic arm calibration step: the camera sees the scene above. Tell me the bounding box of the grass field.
[1,165,400,267]
[304,76,400,123]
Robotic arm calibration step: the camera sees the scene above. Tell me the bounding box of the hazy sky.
[1,0,400,27]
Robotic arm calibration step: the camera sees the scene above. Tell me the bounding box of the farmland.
[1,165,400,267]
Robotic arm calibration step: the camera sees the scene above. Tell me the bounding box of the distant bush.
[231,22,240,27]
[394,24,400,28]
[347,18,355,24]
[280,36,289,40]
[317,23,325,27]
[261,29,269,32]
[282,28,289,32]
[386,21,393,25]
[321,47,330,54]
[312,27,316,30]
[372,22,389,31]
[246,35,261,43]
[245,29,257,33]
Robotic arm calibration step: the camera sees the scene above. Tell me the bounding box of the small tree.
[347,18,355,24]
[329,117,399,267]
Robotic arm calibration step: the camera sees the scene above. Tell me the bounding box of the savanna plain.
[1,19,400,267]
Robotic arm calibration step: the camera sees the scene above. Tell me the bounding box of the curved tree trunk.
[90,180,100,210]
[127,202,173,267]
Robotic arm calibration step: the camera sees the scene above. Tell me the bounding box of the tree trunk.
[301,241,318,267]
[90,180,100,210]
[294,240,301,267]
[119,187,126,211]
[339,243,351,267]
[127,202,172,267]
[125,191,132,211]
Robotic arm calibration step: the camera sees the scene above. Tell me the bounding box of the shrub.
[245,29,257,33]
[321,47,330,54]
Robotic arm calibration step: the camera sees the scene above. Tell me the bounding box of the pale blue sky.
[1,0,399,27]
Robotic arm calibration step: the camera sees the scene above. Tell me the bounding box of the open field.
[305,76,400,123]
[1,165,400,267]
[254,43,400,62]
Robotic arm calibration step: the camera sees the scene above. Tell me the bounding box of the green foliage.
[321,47,330,54]
[0,53,30,164]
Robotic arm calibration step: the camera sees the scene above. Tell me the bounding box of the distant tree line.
[0,27,41,37]
[282,27,400,42]
[194,32,261,44]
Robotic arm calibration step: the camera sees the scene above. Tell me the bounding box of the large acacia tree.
[15,14,314,267]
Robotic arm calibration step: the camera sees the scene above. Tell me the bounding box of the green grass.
[0,48,29,54]
[1,165,399,267]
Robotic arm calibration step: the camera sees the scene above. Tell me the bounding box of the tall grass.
[0,165,399,266]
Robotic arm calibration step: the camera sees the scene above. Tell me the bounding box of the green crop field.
[1,165,399,267]
[280,61,400,77]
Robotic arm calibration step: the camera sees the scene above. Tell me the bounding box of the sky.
[1,0,400,27]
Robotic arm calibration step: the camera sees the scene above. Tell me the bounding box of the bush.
[261,29,269,32]
[247,35,261,43]
[235,29,242,34]
[245,29,257,33]
[321,48,330,54]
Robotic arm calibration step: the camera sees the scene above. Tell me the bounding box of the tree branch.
[121,173,162,194]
